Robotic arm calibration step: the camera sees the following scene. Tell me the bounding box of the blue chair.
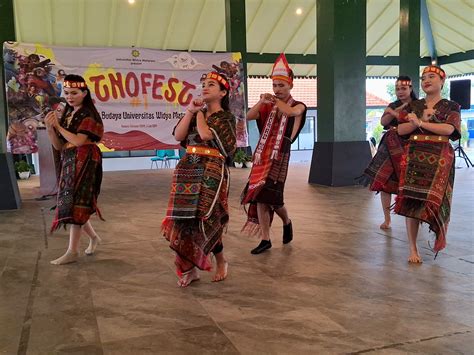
[164,149,180,168]
[150,150,167,169]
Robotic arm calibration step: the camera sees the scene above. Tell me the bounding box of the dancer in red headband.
[162,72,236,287]
[362,76,417,230]
[394,65,461,263]
[241,53,307,254]
[44,74,104,265]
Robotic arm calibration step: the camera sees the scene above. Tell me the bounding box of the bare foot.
[380,221,391,230]
[177,268,200,287]
[408,252,423,264]
[50,250,79,265]
[85,235,102,255]
[212,261,228,282]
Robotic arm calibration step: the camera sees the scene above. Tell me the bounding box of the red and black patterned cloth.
[241,98,306,235]
[364,100,407,194]
[162,110,236,273]
[394,99,461,252]
[51,108,104,232]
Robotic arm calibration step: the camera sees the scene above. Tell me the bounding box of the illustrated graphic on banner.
[3,42,248,154]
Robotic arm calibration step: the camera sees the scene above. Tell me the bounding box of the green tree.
[386,82,397,102]
[371,124,384,145]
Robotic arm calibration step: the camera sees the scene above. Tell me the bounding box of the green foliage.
[371,124,384,145]
[386,82,397,102]
[14,160,32,173]
[233,149,250,164]
[461,120,469,144]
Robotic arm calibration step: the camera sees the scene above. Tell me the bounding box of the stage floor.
[1,164,473,354]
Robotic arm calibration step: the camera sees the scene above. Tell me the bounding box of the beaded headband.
[422,65,446,79]
[63,80,87,89]
[205,72,230,89]
[397,80,412,86]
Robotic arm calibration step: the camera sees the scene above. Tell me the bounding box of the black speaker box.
[450,79,471,109]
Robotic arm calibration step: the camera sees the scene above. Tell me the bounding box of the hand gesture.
[44,111,59,130]
[422,108,435,122]
[187,98,205,114]
[407,113,420,128]
[259,93,276,105]
[395,102,408,112]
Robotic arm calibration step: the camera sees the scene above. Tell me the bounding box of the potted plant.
[15,160,32,179]
[233,149,250,168]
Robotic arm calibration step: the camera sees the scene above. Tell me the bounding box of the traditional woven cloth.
[241,98,306,236]
[394,99,461,253]
[162,110,236,273]
[51,108,104,232]
[363,100,407,194]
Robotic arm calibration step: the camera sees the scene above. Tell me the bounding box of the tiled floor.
[1,164,473,354]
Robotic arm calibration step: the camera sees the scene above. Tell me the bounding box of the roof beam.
[420,0,437,62]
[430,16,472,44]
[78,0,85,46]
[259,0,292,54]
[108,0,118,46]
[437,33,468,54]
[212,22,225,52]
[162,0,180,50]
[188,0,207,51]
[305,64,316,77]
[432,0,472,27]
[136,0,150,48]
[367,18,398,54]
[246,0,264,32]
[44,0,53,44]
[436,50,474,65]
[12,0,21,42]
[282,2,316,53]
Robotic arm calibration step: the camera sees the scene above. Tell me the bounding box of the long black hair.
[396,75,418,101]
[62,74,101,121]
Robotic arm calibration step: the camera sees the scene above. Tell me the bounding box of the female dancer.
[45,74,104,265]
[162,72,236,287]
[395,66,460,263]
[364,76,417,229]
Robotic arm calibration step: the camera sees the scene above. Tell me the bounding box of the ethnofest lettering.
[4,42,248,152]
[89,72,195,106]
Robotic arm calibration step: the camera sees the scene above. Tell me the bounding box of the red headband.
[397,80,412,86]
[422,65,446,79]
[206,72,230,89]
[63,80,87,89]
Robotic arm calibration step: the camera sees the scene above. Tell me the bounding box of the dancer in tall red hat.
[241,53,307,254]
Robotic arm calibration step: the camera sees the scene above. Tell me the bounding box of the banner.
[3,42,248,154]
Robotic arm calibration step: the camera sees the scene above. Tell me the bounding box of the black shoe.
[283,220,293,244]
[251,240,272,254]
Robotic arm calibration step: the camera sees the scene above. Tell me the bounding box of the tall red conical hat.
[271,53,292,84]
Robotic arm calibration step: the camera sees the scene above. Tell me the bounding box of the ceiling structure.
[11,0,474,77]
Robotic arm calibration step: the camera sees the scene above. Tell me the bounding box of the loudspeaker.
[450,79,471,109]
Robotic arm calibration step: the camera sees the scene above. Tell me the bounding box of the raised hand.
[422,108,435,122]
[187,98,205,113]
[259,93,276,105]
[44,111,59,130]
